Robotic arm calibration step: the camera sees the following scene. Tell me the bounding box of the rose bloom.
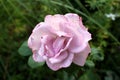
[28,13,92,71]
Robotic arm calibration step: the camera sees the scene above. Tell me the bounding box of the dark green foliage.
[18,41,32,56]
[28,56,45,68]
[79,70,100,80]
[0,0,120,80]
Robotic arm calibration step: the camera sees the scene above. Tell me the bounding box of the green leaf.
[91,47,104,61]
[79,70,100,80]
[28,56,45,68]
[18,41,32,56]
[105,71,120,80]
[85,60,95,67]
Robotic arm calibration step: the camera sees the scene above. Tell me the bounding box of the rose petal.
[59,22,90,53]
[54,37,72,57]
[28,33,41,51]
[54,31,70,37]
[65,13,86,30]
[46,52,74,71]
[33,51,45,62]
[28,23,54,51]
[41,35,55,45]
[41,35,56,57]
[49,51,68,64]
[38,44,45,56]
[45,14,67,32]
[64,13,91,53]
[73,45,91,66]
[61,53,74,67]
[68,29,91,53]
[66,13,92,46]
[68,37,88,53]
[53,37,65,53]
[33,23,53,36]
[45,44,55,57]
[32,22,44,32]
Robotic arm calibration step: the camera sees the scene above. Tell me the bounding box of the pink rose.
[28,13,92,71]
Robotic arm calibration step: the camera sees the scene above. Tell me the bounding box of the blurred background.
[0,0,120,80]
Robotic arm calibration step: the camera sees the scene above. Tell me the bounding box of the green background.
[0,0,120,80]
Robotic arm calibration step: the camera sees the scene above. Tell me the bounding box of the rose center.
[44,36,67,58]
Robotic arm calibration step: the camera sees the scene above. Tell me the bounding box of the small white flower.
[105,13,117,20]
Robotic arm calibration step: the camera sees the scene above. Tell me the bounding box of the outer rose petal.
[65,13,92,44]
[65,13,86,30]
[73,45,91,66]
[60,22,91,53]
[46,53,74,71]
[28,23,55,51]
[28,33,41,51]
[61,53,74,67]
[45,14,67,31]
[32,22,44,32]
[49,51,68,64]
[33,51,45,62]
[68,29,91,53]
